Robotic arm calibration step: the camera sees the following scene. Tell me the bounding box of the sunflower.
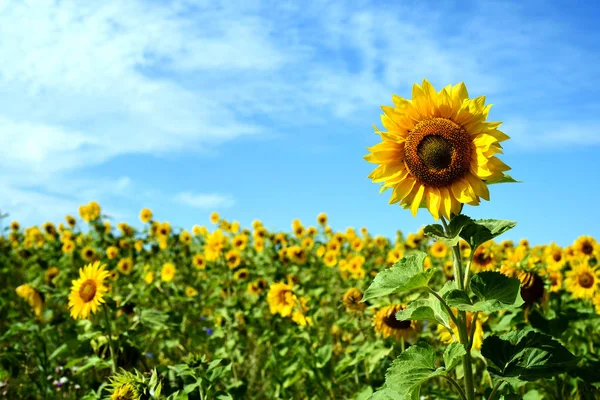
[574,236,597,258]
[117,257,134,276]
[254,238,265,252]
[373,304,418,341]
[62,240,75,254]
[144,271,154,284]
[471,242,496,273]
[287,245,308,264]
[68,261,109,320]
[226,250,242,269]
[111,383,139,400]
[317,213,328,226]
[351,238,364,252]
[65,215,76,227]
[343,288,366,312]
[10,221,20,231]
[45,267,60,283]
[545,269,563,293]
[545,243,566,270]
[185,286,197,297]
[161,262,176,282]
[517,270,546,307]
[302,237,315,250]
[386,248,403,264]
[323,251,338,267]
[365,79,510,219]
[179,230,192,245]
[192,254,206,270]
[232,234,248,250]
[438,311,486,350]
[81,246,97,262]
[267,282,297,317]
[210,212,220,224]
[565,261,600,299]
[16,284,44,316]
[430,241,448,258]
[106,246,119,260]
[234,268,250,281]
[139,208,153,223]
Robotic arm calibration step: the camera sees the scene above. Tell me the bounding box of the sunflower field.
[2,80,600,400]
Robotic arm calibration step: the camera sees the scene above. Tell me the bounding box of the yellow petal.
[389,178,416,204]
[465,173,490,201]
[410,184,426,216]
[426,187,441,220]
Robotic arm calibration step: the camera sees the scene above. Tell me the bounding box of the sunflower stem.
[103,305,117,374]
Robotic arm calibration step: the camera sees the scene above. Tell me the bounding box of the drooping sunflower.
[373,304,419,341]
[365,79,510,219]
[343,288,366,312]
[565,261,600,299]
[68,261,110,320]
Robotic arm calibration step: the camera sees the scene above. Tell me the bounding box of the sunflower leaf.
[362,252,434,302]
[443,343,466,372]
[423,215,473,246]
[481,329,579,384]
[376,341,445,398]
[486,174,521,185]
[470,272,524,311]
[396,281,454,328]
[459,219,517,250]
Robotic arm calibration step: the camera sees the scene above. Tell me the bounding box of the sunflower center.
[582,243,594,255]
[578,272,594,288]
[383,313,411,330]
[79,279,97,302]
[417,135,454,171]
[405,118,471,187]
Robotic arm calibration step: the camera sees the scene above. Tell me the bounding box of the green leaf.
[396,282,454,329]
[486,174,520,185]
[315,344,333,368]
[381,342,445,397]
[446,272,524,313]
[369,388,406,400]
[355,386,374,400]
[362,252,434,302]
[481,329,579,383]
[423,215,473,246]
[459,219,517,250]
[48,343,68,361]
[443,343,466,371]
[469,272,524,312]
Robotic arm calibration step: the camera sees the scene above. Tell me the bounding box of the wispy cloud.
[174,192,235,210]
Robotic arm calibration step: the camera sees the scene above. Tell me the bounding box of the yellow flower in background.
[234,268,250,281]
[343,288,366,312]
[267,282,296,317]
[68,261,109,320]
[254,238,265,252]
[192,254,206,270]
[210,212,220,224]
[594,295,600,315]
[226,250,242,269]
[161,262,176,282]
[179,230,192,245]
[438,311,486,350]
[144,270,154,284]
[317,213,328,226]
[157,222,171,237]
[365,79,510,219]
[573,236,597,258]
[287,245,308,265]
[81,246,97,262]
[10,221,20,231]
[185,286,197,297]
[323,251,338,267]
[231,220,240,233]
[292,311,313,327]
[565,261,600,299]
[373,304,418,341]
[117,257,134,275]
[430,241,448,258]
[62,240,75,254]
[139,208,153,223]
[16,284,43,317]
[45,267,60,283]
[106,246,119,260]
[233,234,248,250]
[66,215,76,227]
[546,269,563,293]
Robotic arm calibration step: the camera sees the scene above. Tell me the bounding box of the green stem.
[400,336,405,353]
[103,306,117,374]
[488,380,504,400]
[439,375,468,400]
[463,253,475,291]
[458,311,475,400]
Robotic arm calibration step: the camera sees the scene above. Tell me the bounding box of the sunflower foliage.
[2,80,600,399]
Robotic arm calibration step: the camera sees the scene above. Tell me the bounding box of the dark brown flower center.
[405,118,472,187]
[579,272,594,288]
[79,279,97,302]
[582,243,594,255]
[383,312,411,330]
[553,252,562,262]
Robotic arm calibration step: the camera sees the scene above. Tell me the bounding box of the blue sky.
[1,0,599,246]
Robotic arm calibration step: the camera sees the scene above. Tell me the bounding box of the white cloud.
[174,192,235,209]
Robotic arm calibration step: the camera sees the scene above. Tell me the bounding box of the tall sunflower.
[68,261,110,320]
[365,79,510,219]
